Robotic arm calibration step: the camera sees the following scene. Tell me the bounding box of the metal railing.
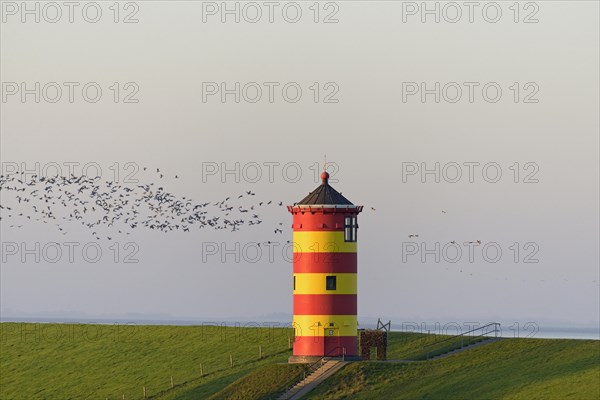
[423,322,500,360]
[270,345,347,399]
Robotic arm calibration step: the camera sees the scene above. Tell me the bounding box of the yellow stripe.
[293,315,358,337]
[294,273,357,295]
[293,231,357,253]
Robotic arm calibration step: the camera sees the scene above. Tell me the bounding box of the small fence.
[97,338,294,400]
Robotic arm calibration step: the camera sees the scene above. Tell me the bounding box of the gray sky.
[1,1,598,332]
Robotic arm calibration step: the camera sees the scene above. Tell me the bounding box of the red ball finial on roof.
[321,171,329,184]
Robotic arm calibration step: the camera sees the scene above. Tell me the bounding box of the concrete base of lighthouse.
[288,355,361,364]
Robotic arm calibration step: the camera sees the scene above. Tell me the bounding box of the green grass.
[386,331,453,360]
[2,324,598,400]
[0,323,293,400]
[206,363,305,400]
[305,335,600,400]
[386,331,491,360]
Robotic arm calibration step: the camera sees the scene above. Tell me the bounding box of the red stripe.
[292,213,358,231]
[294,252,357,273]
[294,295,357,315]
[293,336,358,356]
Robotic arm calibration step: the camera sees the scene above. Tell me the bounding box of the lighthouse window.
[293,276,296,290]
[326,276,337,290]
[344,216,357,242]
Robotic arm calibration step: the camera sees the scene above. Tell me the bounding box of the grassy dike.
[1,323,598,399]
[305,336,600,400]
[0,323,293,399]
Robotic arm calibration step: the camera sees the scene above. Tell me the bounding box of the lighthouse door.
[324,327,340,356]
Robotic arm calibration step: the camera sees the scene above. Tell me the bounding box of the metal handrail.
[423,322,500,349]
[273,345,347,399]
[423,323,500,360]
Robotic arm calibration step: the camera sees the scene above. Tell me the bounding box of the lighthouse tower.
[288,171,363,362]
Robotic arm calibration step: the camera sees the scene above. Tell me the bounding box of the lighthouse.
[288,170,363,362]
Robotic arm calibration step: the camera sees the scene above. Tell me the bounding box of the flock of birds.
[0,169,288,240]
[2,169,592,286]
[1,169,484,246]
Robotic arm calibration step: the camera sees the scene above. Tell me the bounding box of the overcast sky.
[1,1,598,334]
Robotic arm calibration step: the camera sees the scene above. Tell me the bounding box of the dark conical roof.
[296,171,354,205]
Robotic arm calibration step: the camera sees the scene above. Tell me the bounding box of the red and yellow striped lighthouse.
[288,171,363,362]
